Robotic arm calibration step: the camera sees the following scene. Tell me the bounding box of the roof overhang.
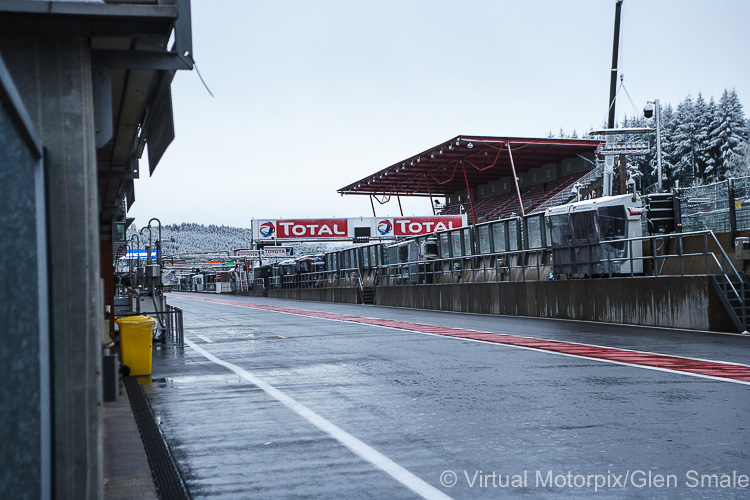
[338,135,602,197]
[0,0,194,242]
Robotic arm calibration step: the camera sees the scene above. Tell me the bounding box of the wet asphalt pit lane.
[184,324,288,344]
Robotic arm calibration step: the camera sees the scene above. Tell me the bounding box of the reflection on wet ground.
[140,294,750,499]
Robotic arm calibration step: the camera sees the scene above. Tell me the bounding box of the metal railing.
[264,231,740,289]
[532,163,604,214]
[372,230,734,278]
[163,304,184,346]
[275,268,364,292]
[377,250,550,286]
[137,304,184,346]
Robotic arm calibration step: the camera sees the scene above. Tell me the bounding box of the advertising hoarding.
[252,215,467,241]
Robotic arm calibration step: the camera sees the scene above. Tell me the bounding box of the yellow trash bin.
[116,315,156,376]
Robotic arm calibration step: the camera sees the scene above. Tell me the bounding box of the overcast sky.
[128,0,750,229]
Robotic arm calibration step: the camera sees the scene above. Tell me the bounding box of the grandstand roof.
[337,136,601,197]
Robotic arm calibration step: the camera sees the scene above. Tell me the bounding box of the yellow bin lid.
[116,315,156,325]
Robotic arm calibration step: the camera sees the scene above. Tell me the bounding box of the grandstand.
[439,164,604,222]
[338,136,602,224]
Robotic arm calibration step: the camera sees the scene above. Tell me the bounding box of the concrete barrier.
[269,287,359,304]
[375,276,735,333]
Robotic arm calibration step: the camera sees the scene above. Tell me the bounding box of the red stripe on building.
[177,295,750,383]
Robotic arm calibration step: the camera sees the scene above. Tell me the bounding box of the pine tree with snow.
[692,92,714,182]
[710,88,749,180]
[672,94,699,186]
[703,96,721,180]
[658,103,678,187]
[726,140,750,178]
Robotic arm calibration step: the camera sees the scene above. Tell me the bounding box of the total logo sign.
[257,218,348,239]
[376,219,393,236]
[392,216,465,236]
[258,221,276,238]
[254,215,465,240]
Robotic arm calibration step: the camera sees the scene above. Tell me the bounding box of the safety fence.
[679,176,750,233]
[376,230,737,281]
[259,231,740,292]
[277,268,364,292]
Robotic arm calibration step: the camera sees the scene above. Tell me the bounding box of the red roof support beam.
[460,161,478,224]
[507,142,525,217]
[425,175,435,215]
[369,195,376,217]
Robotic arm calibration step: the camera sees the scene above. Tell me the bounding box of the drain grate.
[124,376,190,499]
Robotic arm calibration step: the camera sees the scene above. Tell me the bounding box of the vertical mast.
[603,0,624,197]
[607,0,624,129]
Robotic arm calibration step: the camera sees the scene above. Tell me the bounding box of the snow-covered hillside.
[126,222,350,257]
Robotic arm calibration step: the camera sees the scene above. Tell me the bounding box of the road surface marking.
[194,334,213,343]
[185,338,452,500]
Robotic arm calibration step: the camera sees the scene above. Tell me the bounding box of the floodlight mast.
[603,0,624,197]
[645,99,663,192]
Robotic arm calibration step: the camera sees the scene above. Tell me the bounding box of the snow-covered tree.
[726,140,750,178]
[710,88,749,180]
[672,94,699,185]
[692,92,714,181]
[658,103,678,187]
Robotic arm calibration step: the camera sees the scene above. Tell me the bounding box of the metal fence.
[136,304,184,346]
[254,230,739,289]
[377,230,738,282]
[276,268,364,291]
[162,304,184,346]
[679,176,749,233]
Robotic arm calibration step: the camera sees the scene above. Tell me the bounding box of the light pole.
[139,226,152,265]
[645,99,663,192]
[129,234,140,273]
[148,217,163,267]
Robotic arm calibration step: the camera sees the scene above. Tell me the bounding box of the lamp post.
[148,217,163,267]
[129,234,140,273]
[139,226,152,265]
[645,99,663,192]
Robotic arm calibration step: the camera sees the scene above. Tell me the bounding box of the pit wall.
[269,287,359,304]
[266,276,735,333]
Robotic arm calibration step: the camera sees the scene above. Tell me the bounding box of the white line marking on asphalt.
[185,338,453,500]
[194,334,213,343]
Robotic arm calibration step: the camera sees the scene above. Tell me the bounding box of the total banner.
[252,215,467,241]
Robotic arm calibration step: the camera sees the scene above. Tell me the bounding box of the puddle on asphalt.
[158,374,242,385]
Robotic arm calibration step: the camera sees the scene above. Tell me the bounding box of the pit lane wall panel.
[267,277,734,333]
[375,277,732,332]
[269,287,359,304]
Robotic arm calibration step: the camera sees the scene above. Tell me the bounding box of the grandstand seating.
[439,171,598,223]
